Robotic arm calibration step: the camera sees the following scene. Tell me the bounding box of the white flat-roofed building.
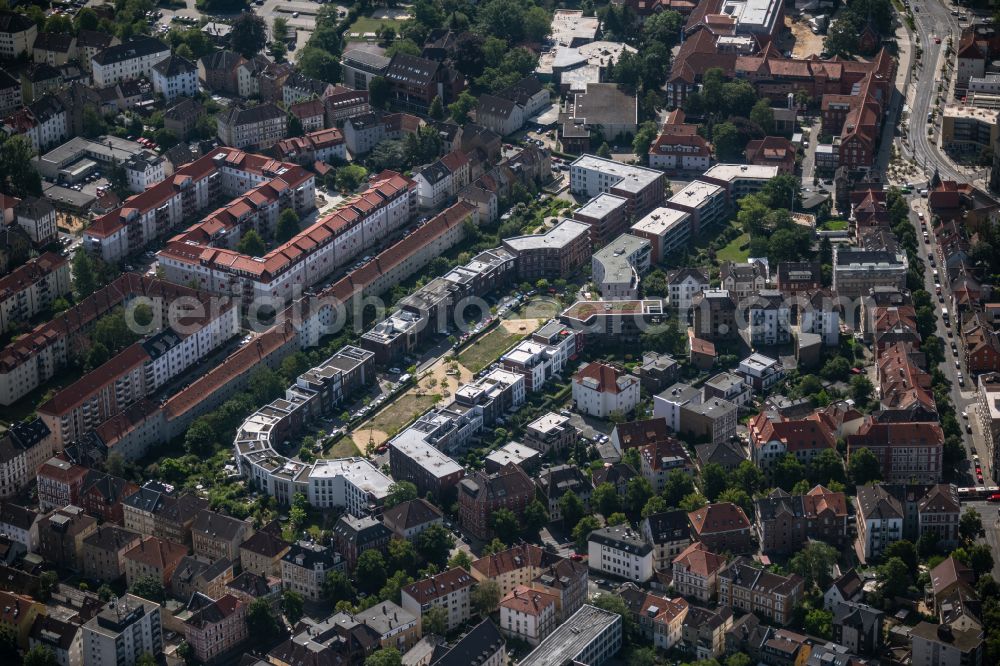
[304,458,392,514]
[737,353,784,391]
[721,0,784,35]
[519,604,622,666]
[701,163,779,199]
[551,9,600,46]
[588,524,654,582]
[523,411,576,453]
[591,233,651,300]
[485,442,542,474]
[82,594,162,666]
[653,383,702,433]
[631,207,693,263]
[569,155,667,219]
[665,180,727,235]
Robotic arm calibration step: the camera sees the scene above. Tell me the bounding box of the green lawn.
[344,16,399,39]
[821,219,849,231]
[325,435,361,459]
[717,232,751,263]
[458,327,526,373]
[364,393,441,435]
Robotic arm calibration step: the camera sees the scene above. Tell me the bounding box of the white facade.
[653,384,702,432]
[151,63,198,102]
[499,587,557,646]
[124,157,164,193]
[573,370,640,418]
[591,234,651,301]
[92,41,170,87]
[800,307,840,346]
[15,200,57,245]
[737,353,784,391]
[0,20,37,59]
[0,255,71,332]
[631,208,693,262]
[667,272,708,314]
[82,595,162,666]
[587,526,654,583]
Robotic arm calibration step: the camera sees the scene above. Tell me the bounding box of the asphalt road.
[960,500,1000,579]
[909,196,987,484]
[908,0,964,182]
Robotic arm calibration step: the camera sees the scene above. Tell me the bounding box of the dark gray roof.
[33,32,75,53]
[153,54,196,77]
[0,503,38,531]
[223,102,284,125]
[833,601,883,633]
[431,619,504,666]
[191,509,251,541]
[342,48,391,72]
[199,50,244,72]
[477,93,518,119]
[83,524,141,552]
[0,11,34,33]
[642,510,690,544]
[386,53,439,87]
[382,498,443,531]
[856,485,903,520]
[588,524,652,555]
[92,37,169,67]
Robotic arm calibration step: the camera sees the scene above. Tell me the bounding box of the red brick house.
[745,136,797,174]
[458,464,535,540]
[688,502,753,554]
[755,485,849,554]
[79,471,139,525]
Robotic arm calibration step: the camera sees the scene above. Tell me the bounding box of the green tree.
[774,454,808,492]
[960,508,984,542]
[448,550,472,570]
[82,107,107,139]
[322,571,356,605]
[136,655,158,666]
[130,575,165,603]
[663,470,696,507]
[733,461,765,495]
[606,512,628,526]
[491,508,520,544]
[231,13,268,57]
[679,492,708,511]
[592,592,635,636]
[712,121,742,161]
[0,135,42,197]
[632,121,658,158]
[559,492,586,528]
[366,648,403,666]
[471,579,502,616]
[642,495,667,518]
[967,543,995,577]
[384,481,418,508]
[885,540,918,573]
[72,248,98,300]
[356,550,388,594]
[804,608,833,639]
[415,523,455,568]
[750,99,775,134]
[807,449,846,487]
[335,164,368,191]
[573,515,601,551]
[298,47,341,83]
[23,645,58,666]
[387,539,418,576]
[448,91,477,124]
[184,418,217,456]
[702,463,729,502]
[368,76,391,109]
[524,499,550,534]
[423,605,448,635]
[850,375,874,405]
[247,597,281,637]
[428,95,444,120]
[75,7,99,31]
[596,142,612,158]
[593,482,623,517]
[626,476,654,517]
[727,654,752,666]
[717,488,753,518]
[789,541,839,589]
[877,557,912,598]
[237,229,266,257]
[272,16,289,41]
[848,447,882,486]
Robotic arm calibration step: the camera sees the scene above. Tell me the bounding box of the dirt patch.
[350,428,390,450]
[787,15,826,59]
[58,213,87,234]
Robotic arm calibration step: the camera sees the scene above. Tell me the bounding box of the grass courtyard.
[344,16,400,40]
[457,327,527,374]
[717,232,751,263]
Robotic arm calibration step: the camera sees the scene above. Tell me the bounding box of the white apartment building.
[572,361,640,419]
[401,568,475,632]
[499,586,558,646]
[501,329,578,392]
[591,233,651,300]
[14,196,57,245]
[856,485,903,561]
[653,383,702,432]
[737,353,784,391]
[631,207,693,263]
[82,595,162,666]
[0,252,70,332]
[664,268,709,316]
[588,524,654,583]
[702,163,779,199]
[0,12,38,59]
[666,180,728,234]
[151,55,198,102]
[519,605,622,666]
[123,153,165,193]
[0,419,52,500]
[800,290,840,346]
[280,541,342,601]
[217,103,287,150]
[91,37,170,87]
